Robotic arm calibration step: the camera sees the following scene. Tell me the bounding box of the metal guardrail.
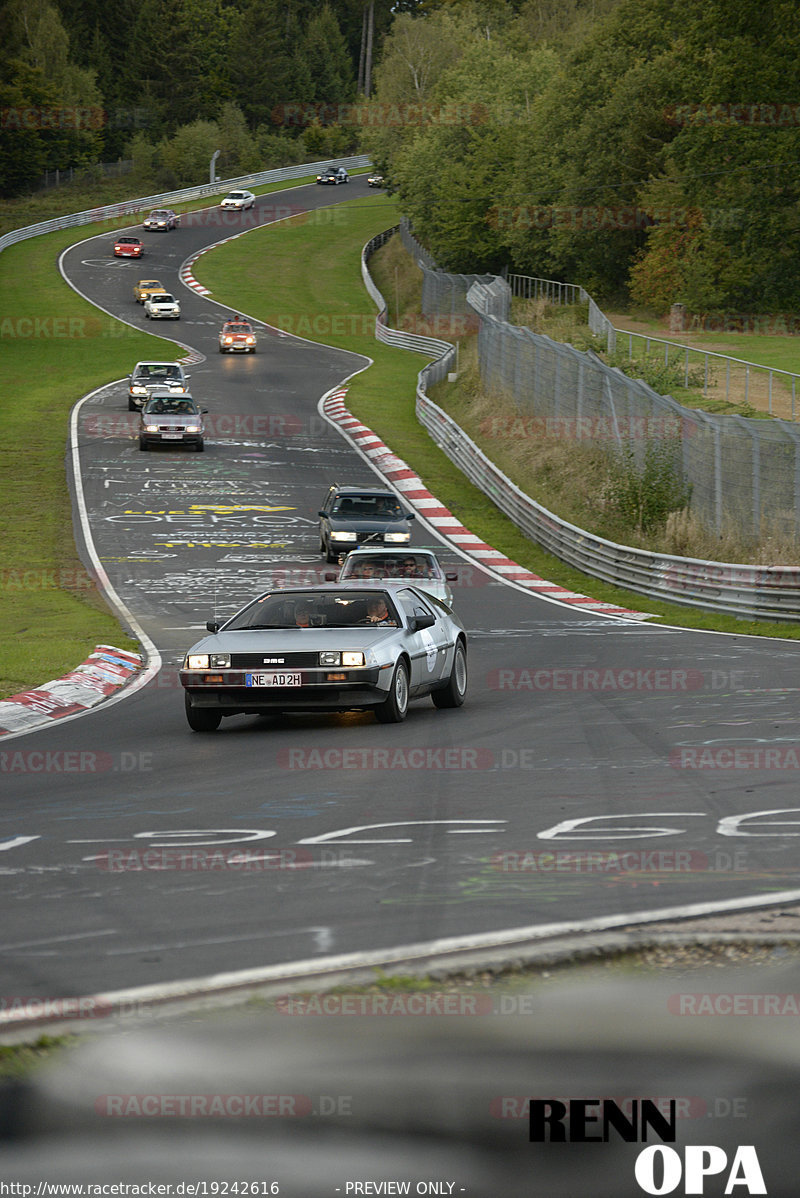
[0,156,372,256]
[363,230,800,622]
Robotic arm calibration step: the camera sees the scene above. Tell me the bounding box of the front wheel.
[195,441,204,452]
[375,660,409,724]
[138,438,148,451]
[185,693,221,731]
[432,640,467,709]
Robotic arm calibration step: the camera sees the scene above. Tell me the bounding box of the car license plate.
[162,433,182,439]
[246,672,302,687]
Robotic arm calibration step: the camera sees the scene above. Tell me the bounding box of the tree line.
[3,0,799,315]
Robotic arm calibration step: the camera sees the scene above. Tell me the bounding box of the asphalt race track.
[4,175,800,1000]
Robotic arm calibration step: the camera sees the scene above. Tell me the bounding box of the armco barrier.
[362,229,800,622]
[0,156,371,256]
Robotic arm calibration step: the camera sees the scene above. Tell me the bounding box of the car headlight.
[245,336,255,344]
[342,651,365,667]
[330,530,357,542]
[319,651,365,667]
[224,337,233,343]
[385,531,411,543]
[185,424,201,433]
[131,386,147,395]
[186,654,209,669]
[144,423,160,432]
[209,653,230,668]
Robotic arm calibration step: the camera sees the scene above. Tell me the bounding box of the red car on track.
[218,318,257,354]
[114,236,143,258]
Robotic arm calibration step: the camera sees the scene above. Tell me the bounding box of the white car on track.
[143,293,181,320]
[220,190,256,210]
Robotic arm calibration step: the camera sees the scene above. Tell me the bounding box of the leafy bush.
[604,440,692,534]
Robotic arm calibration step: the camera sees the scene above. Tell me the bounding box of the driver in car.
[366,598,397,626]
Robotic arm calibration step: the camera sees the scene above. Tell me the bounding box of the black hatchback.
[318,484,416,563]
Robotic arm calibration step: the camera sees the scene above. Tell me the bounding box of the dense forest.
[2,0,800,314]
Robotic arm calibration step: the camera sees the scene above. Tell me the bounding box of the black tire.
[138,438,148,451]
[144,311,150,318]
[195,441,204,452]
[325,541,338,564]
[185,693,221,732]
[375,660,409,724]
[128,399,137,411]
[432,640,467,709]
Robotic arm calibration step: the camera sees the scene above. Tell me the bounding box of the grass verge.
[0,175,338,700]
[192,202,800,640]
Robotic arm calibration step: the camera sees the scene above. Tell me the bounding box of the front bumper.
[147,309,180,319]
[181,666,387,713]
[141,431,203,446]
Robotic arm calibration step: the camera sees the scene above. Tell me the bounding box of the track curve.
[4,177,800,1001]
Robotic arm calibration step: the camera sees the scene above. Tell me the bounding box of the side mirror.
[201,408,209,413]
[318,510,327,518]
[324,572,336,581]
[206,620,220,633]
[406,511,416,520]
[445,572,458,582]
[412,612,436,631]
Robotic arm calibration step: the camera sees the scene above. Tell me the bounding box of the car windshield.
[223,590,400,631]
[137,365,180,379]
[150,211,166,218]
[342,554,436,579]
[144,398,197,415]
[153,295,175,302]
[227,193,245,199]
[224,324,250,333]
[118,238,137,244]
[331,495,404,520]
